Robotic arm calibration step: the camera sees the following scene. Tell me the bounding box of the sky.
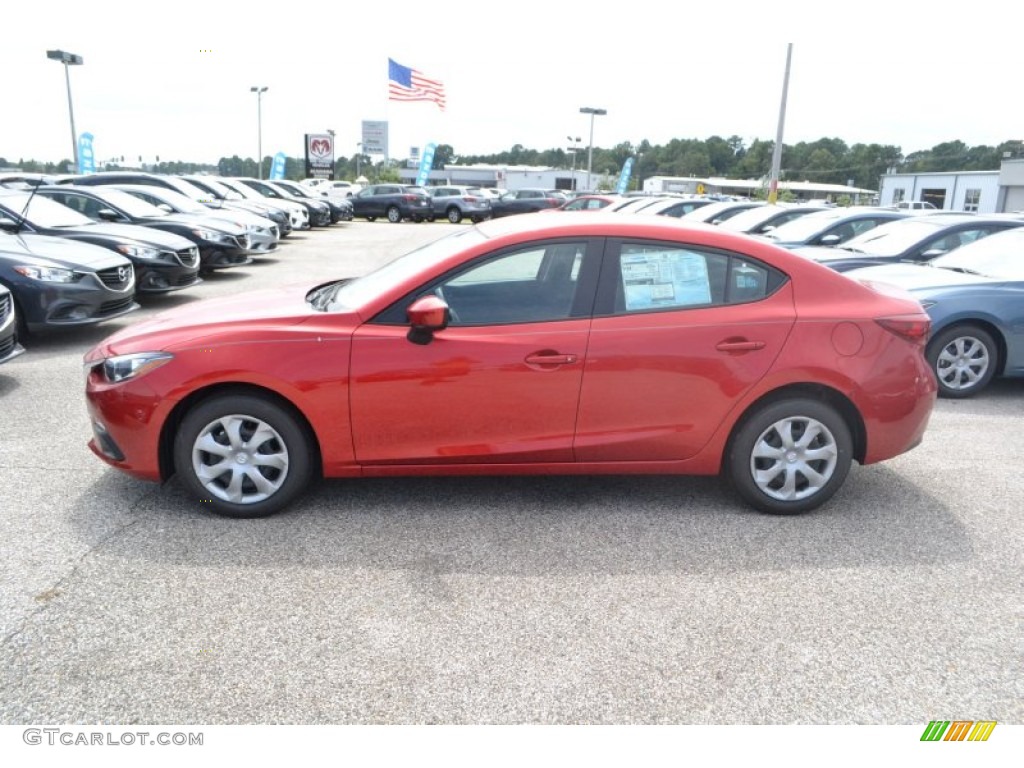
[3,1,1021,169]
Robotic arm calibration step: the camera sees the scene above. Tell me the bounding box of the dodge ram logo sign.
[305,133,335,180]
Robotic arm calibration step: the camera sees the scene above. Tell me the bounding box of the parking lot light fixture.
[47,49,84,171]
[579,107,607,192]
[250,86,268,179]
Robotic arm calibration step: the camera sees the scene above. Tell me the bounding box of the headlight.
[13,265,77,283]
[100,352,174,383]
[116,243,162,259]
[191,228,232,243]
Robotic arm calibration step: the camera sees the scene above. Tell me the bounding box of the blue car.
[848,227,1024,397]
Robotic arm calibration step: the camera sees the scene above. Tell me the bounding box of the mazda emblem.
[118,266,128,282]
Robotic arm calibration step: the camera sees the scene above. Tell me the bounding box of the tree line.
[4,137,1021,188]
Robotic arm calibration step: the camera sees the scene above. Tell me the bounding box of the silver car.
[428,186,493,224]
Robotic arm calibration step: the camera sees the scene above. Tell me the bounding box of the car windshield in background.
[930,228,1024,279]
[839,219,950,256]
[325,227,487,311]
[764,208,847,240]
[3,193,95,227]
[138,189,209,214]
[91,188,171,218]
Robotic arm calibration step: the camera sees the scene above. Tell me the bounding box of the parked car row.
[0,171,354,364]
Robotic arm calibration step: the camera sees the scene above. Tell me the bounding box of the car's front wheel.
[727,398,852,515]
[173,393,314,518]
[926,324,998,398]
[386,206,402,223]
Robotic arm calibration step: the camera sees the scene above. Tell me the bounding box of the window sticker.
[620,250,711,311]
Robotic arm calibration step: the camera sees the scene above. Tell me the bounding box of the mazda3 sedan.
[84,215,936,519]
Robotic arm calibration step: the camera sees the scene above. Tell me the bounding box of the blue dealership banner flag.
[416,142,436,187]
[616,157,634,195]
[270,152,287,180]
[77,132,95,174]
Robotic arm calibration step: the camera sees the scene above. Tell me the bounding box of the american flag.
[388,58,446,110]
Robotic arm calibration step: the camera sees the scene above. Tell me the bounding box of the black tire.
[727,398,852,515]
[446,207,462,224]
[173,394,314,518]
[386,206,402,223]
[926,324,998,399]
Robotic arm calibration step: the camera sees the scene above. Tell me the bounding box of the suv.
[349,185,433,223]
[428,186,492,223]
[895,200,938,211]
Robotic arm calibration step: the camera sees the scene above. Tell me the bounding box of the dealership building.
[877,157,1024,213]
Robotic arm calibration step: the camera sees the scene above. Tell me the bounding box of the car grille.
[98,297,136,316]
[95,265,134,290]
[174,272,201,287]
[0,293,10,326]
[177,247,199,267]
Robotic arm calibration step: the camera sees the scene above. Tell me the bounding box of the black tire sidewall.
[173,394,313,518]
[926,324,997,399]
[727,398,853,515]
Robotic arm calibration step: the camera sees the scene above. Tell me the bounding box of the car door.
[349,239,601,464]
[574,238,796,462]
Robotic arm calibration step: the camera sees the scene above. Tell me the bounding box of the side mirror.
[97,208,120,221]
[819,234,841,245]
[406,295,450,345]
[157,204,174,213]
[921,248,946,260]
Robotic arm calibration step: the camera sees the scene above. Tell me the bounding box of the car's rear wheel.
[926,324,997,398]
[386,206,402,223]
[173,394,313,518]
[446,207,462,224]
[727,398,852,515]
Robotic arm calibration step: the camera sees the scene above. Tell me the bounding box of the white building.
[877,158,1024,213]
[399,164,585,191]
[642,176,875,203]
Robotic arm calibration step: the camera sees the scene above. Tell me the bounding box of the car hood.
[54,221,197,249]
[0,232,129,268]
[89,283,357,357]
[850,263,996,290]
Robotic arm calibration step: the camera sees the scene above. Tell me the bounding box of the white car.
[302,178,362,198]
[218,178,310,230]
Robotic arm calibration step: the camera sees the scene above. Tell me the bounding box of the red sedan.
[84,214,937,518]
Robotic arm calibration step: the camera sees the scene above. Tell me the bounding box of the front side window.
[435,242,588,325]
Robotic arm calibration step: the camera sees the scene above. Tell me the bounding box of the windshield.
[764,208,846,240]
[130,188,208,214]
[325,228,488,311]
[718,205,788,232]
[930,228,1024,279]
[839,219,951,256]
[219,180,261,200]
[90,188,170,218]
[1,193,94,227]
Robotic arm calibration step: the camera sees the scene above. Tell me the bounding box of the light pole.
[566,135,581,191]
[46,49,83,171]
[579,107,606,191]
[356,142,362,179]
[250,86,268,179]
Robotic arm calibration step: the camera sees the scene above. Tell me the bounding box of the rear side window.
[606,243,787,314]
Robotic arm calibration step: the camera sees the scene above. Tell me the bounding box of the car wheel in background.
[727,398,852,515]
[446,207,462,224]
[173,393,314,518]
[386,206,402,223]
[926,324,998,398]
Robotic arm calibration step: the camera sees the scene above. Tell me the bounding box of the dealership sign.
[361,120,388,157]
[305,133,334,179]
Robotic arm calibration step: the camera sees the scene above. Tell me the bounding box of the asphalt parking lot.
[1,220,1022,725]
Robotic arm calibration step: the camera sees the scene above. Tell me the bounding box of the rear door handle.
[715,339,766,352]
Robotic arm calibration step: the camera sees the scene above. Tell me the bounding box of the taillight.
[876,316,931,345]
[463,196,478,202]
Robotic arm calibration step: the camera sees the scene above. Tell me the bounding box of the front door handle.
[524,352,578,367]
[715,339,766,353]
